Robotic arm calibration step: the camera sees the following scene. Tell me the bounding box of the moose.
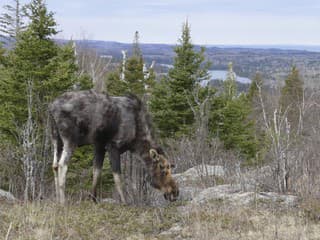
[49,90,179,204]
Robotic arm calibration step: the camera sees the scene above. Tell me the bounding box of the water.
[159,64,251,85]
[203,70,251,86]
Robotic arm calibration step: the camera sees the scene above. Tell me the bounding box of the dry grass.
[1,199,320,240]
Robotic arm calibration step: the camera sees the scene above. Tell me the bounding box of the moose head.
[149,149,179,201]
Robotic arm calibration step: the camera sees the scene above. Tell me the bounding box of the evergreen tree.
[124,55,145,96]
[0,0,77,140]
[106,69,128,95]
[106,31,155,98]
[247,72,263,102]
[279,66,303,132]
[0,0,26,41]
[132,30,142,58]
[149,77,176,137]
[247,72,266,157]
[223,62,237,100]
[150,21,210,137]
[209,64,258,162]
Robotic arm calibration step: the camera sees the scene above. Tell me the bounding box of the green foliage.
[279,66,304,132]
[0,0,26,40]
[0,0,111,198]
[223,62,237,100]
[106,69,127,95]
[217,94,257,161]
[150,21,210,137]
[209,65,258,162]
[247,72,268,163]
[247,72,262,102]
[106,31,155,97]
[124,56,145,96]
[149,77,178,137]
[67,146,114,197]
[0,0,87,141]
[24,0,57,40]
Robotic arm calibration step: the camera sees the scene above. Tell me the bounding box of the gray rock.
[192,184,242,204]
[100,198,117,204]
[178,186,203,201]
[191,184,298,207]
[160,223,183,236]
[0,189,16,201]
[174,165,225,184]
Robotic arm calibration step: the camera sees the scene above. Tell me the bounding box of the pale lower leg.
[52,141,60,201]
[113,172,126,203]
[58,145,72,204]
[92,167,102,201]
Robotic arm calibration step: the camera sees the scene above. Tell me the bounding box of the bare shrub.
[74,40,112,92]
[256,77,320,197]
[0,143,24,196]
[115,152,151,205]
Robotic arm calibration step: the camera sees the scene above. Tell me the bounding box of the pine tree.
[279,66,303,132]
[150,21,210,137]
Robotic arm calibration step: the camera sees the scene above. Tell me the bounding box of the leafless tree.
[74,41,112,92]
[20,80,37,201]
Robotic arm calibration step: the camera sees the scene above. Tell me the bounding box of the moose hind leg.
[113,172,126,204]
[52,138,62,201]
[92,145,106,202]
[58,139,74,204]
[109,147,126,203]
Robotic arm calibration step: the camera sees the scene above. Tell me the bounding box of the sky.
[4,0,320,45]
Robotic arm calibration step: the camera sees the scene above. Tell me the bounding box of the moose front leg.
[109,147,126,203]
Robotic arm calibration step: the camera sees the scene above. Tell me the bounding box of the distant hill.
[61,39,320,87]
[5,37,320,88]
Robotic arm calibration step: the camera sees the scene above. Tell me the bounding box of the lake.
[159,64,251,85]
[209,70,251,84]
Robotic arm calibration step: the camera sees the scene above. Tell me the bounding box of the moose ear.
[149,149,159,162]
[170,163,176,169]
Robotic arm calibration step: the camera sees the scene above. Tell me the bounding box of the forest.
[0,0,320,239]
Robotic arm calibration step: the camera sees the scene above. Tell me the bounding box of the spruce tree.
[279,66,303,132]
[223,62,237,100]
[0,0,26,41]
[247,72,263,102]
[0,0,77,140]
[150,21,210,137]
[106,31,155,98]
[209,63,258,162]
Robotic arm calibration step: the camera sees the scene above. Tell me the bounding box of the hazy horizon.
[8,0,320,46]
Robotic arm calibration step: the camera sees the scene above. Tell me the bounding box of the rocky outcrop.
[174,165,225,184]
[0,189,16,202]
[173,165,298,208]
[192,184,298,207]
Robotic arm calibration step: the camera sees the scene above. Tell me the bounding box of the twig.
[5,222,12,240]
